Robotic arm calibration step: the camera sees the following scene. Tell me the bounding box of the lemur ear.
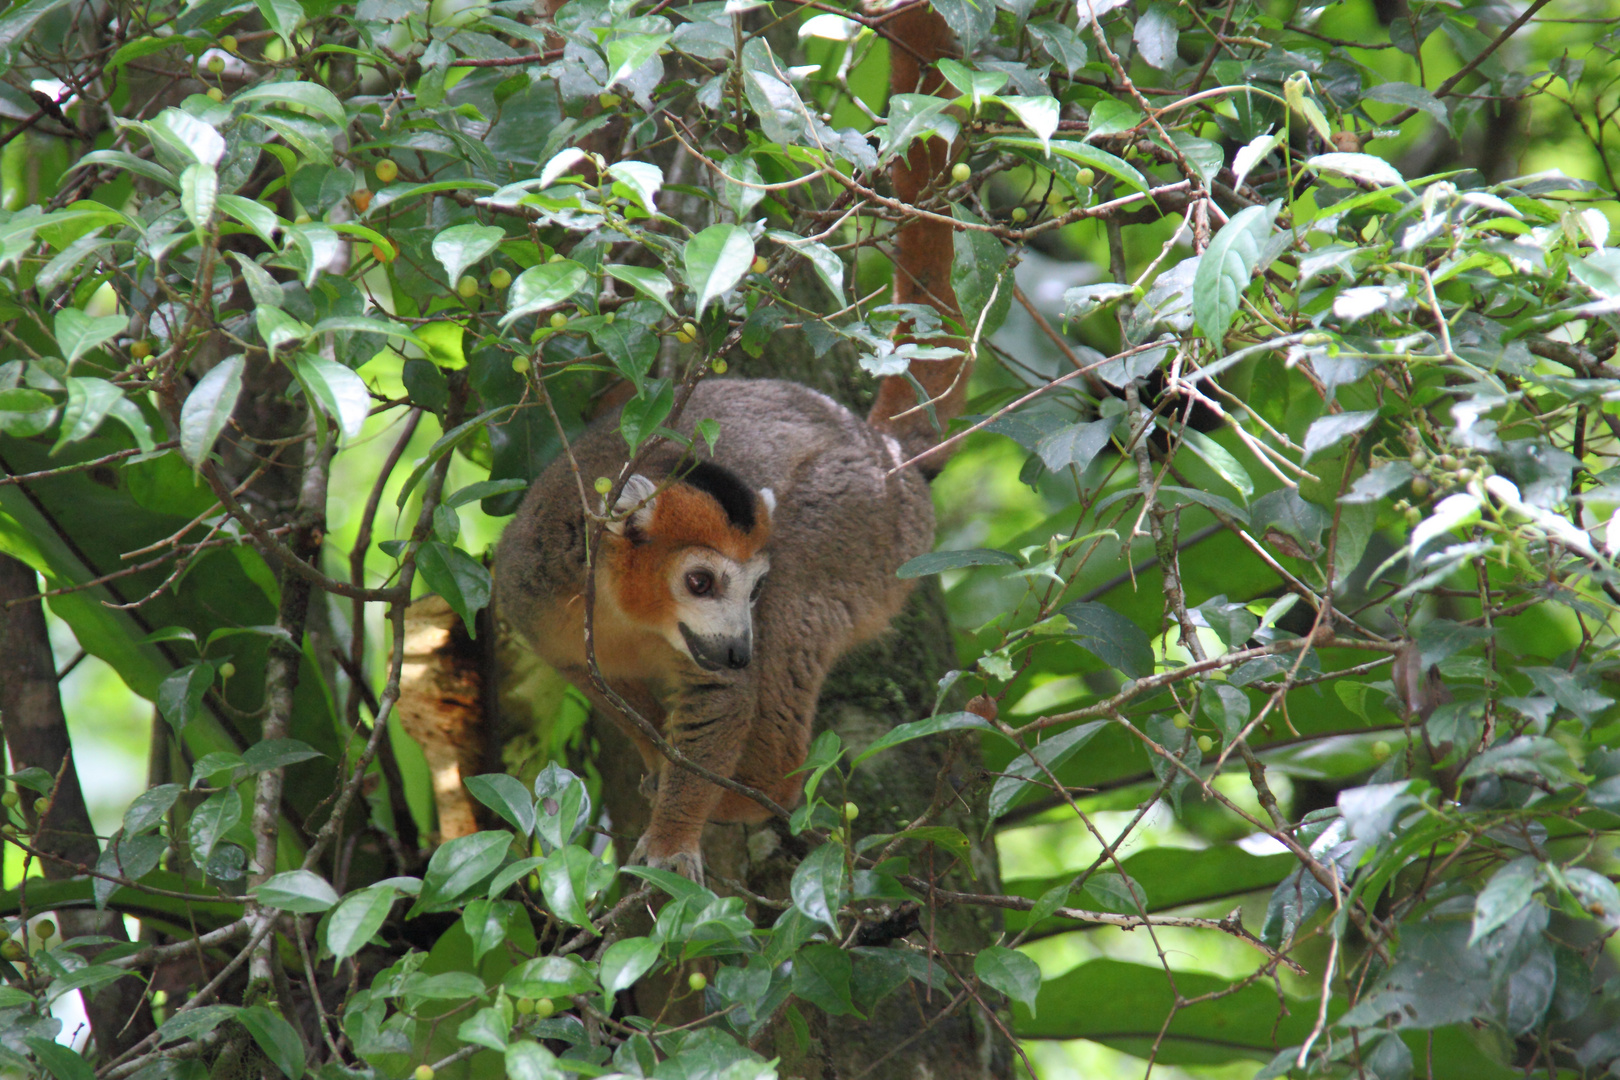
[604,474,658,538]
[758,487,776,523]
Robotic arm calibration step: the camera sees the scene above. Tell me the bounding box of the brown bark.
[0,554,155,1056]
[866,5,970,473]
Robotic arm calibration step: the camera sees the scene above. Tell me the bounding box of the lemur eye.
[750,577,766,602]
[685,570,715,597]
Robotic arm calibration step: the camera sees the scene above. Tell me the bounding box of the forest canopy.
[0,0,1618,1077]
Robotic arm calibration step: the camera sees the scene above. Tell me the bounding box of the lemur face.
[602,463,774,672]
[664,547,770,670]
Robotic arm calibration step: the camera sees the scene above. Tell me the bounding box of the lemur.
[495,4,964,883]
[494,367,963,882]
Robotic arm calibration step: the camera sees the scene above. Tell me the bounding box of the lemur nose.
[726,643,751,669]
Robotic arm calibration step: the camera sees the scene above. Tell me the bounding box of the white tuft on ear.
[605,474,658,537]
[759,487,776,521]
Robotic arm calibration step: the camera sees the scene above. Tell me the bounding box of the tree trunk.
[0,554,155,1057]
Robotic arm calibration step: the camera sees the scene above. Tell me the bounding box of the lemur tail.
[864,3,971,479]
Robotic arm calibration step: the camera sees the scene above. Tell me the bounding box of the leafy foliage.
[0,0,1617,1077]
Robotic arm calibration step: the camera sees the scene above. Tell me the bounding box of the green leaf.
[256,0,304,38]
[1302,410,1379,463]
[187,787,242,864]
[684,223,755,318]
[605,32,670,88]
[180,355,244,468]
[458,1006,511,1052]
[606,160,662,214]
[953,208,1012,339]
[242,738,324,772]
[217,194,282,245]
[897,548,1021,578]
[1001,96,1060,154]
[1060,602,1154,678]
[1192,203,1273,348]
[1470,857,1542,944]
[292,353,370,440]
[233,81,347,127]
[1362,81,1451,132]
[989,721,1107,819]
[503,955,598,999]
[465,773,536,836]
[325,885,398,960]
[54,376,152,452]
[1036,416,1119,474]
[536,844,604,927]
[413,830,512,913]
[432,223,506,287]
[605,264,676,316]
[190,751,244,787]
[394,404,515,509]
[790,842,846,932]
[1199,683,1251,742]
[599,936,660,995]
[416,541,492,636]
[237,1005,306,1080]
[975,945,1042,1016]
[1307,152,1407,189]
[790,943,857,1017]
[768,231,845,300]
[938,58,1008,105]
[25,1038,93,1080]
[500,261,588,328]
[253,870,339,914]
[852,711,1002,766]
[619,378,674,455]
[156,1004,239,1044]
[989,136,1153,194]
[179,162,217,230]
[1176,429,1254,501]
[123,783,181,836]
[444,479,529,509]
[505,1040,565,1080]
[157,661,215,734]
[55,308,128,366]
[308,315,430,350]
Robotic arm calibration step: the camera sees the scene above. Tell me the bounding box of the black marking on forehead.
[677,459,757,533]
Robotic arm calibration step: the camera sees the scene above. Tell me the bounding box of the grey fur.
[494,378,935,881]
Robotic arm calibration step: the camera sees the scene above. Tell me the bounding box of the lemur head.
[601,460,774,672]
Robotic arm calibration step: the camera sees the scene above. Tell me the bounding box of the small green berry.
[375,158,400,183]
[32,799,48,817]
[489,267,512,289]
[220,34,237,51]
[842,801,859,821]
[33,920,53,941]
[1196,735,1214,753]
[950,161,971,184]
[1172,712,1191,730]
[207,56,225,74]
[549,311,569,330]
[688,972,707,992]
[218,661,236,680]
[1010,206,1028,223]
[1404,506,1422,526]
[1075,167,1096,186]
[533,998,555,1019]
[604,312,615,324]
[1,940,25,962]
[456,275,479,299]
[1,792,17,810]
[710,358,728,374]
[414,1066,434,1080]
[751,256,768,274]
[1410,477,1430,499]
[594,477,613,495]
[206,88,224,102]
[515,997,535,1014]
[1372,740,1392,761]
[598,92,622,109]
